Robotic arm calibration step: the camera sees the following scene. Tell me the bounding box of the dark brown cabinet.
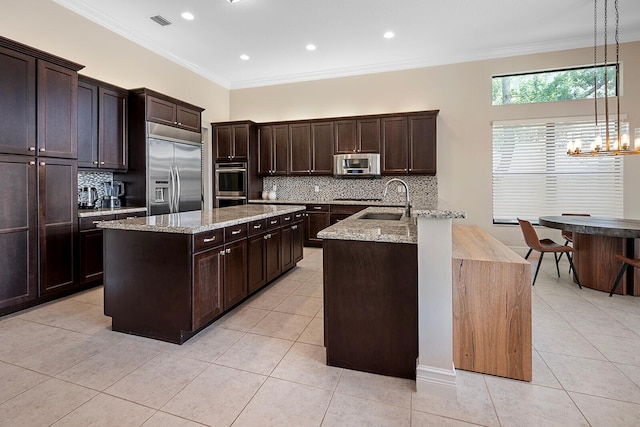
[137,90,203,132]
[223,238,248,310]
[0,155,38,311]
[382,113,437,175]
[289,122,333,175]
[77,76,128,170]
[305,204,330,247]
[265,229,282,282]
[193,244,224,331]
[335,118,380,154]
[258,124,288,176]
[282,220,304,271]
[213,122,252,161]
[248,233,267,293]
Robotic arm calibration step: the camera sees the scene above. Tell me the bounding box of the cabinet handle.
[29,161,35,166]
[292,225,298,230]
[263,234,269,240]
[178,122,182,126]
[270,220,278,224]
[284,216,291,221]
[174,121,178,125]
[313,206,322,210]
[253,224,262,229]
[226,248,231,254]
[100,161,105,165]
[220,250,225,256]
[39,148,45,152]
[92,220,101,224]
[39,162,45,166]
[203,237,216,243]
[231,229,241,235]
[29,147,36,151]
[93,161,99,165]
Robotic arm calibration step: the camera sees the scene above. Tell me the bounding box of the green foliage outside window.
[492,65,617,105]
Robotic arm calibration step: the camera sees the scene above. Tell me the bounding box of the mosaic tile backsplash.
[262,175,437,207]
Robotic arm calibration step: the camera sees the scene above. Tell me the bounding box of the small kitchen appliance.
[78,186,99,208]
[102,181,125,209]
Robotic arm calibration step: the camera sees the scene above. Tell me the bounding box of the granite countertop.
[318,204,467,244]
[78,207,147,218]
[249,199,403,207]
[97,204,306,234]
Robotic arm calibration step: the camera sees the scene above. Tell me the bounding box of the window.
[492,117,623,224]
[492,65,617,105]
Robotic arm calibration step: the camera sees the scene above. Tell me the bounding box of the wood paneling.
[573,233,628,294]
[452,225,531,381]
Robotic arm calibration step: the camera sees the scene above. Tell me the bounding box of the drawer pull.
[231,229,242,235]
[92,221,101,224]
[270,220,278,224]
[253,224,262,229]
[284,216,291,220]
[203,237,216,243]
[126,216,135,220]
[226,248,231,254]
[263,234,268,240]
[292,225,298,230]
[313,206,322,210]
[220,250,225,256]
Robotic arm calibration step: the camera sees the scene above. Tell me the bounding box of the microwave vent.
[150,15,172,26]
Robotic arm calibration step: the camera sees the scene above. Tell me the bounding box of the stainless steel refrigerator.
[147,122,202,215]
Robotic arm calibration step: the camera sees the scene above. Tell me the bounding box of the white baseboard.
[415,363,457,399]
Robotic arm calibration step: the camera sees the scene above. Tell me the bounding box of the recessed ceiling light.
[240,54,250,61]
[383,31,395,39]
[181,12,194,20]
[227,0,240,3]
[306,44,316,51]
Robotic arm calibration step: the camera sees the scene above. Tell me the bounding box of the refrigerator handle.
[175,165,181,212]
[169,166,176,213]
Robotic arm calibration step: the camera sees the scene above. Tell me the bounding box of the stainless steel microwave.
[333,153,381,178]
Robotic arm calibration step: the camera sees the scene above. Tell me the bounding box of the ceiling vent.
[150,15,172,26]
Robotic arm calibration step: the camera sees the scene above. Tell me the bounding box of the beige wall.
[231,42,640,246]
[0,0,230,125]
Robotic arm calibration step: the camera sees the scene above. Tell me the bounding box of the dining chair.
[558,213,591,267]
[517,218,582,288]
[609,254,640,296]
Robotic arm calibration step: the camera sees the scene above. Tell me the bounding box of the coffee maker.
[102,181,125,208]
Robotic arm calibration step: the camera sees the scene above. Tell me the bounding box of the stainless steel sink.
[359,212,403,220]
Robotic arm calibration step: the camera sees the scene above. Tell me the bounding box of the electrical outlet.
[397,185,405,193]
[314,185,319,193]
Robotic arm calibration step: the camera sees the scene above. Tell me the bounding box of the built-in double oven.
[214,162,247,208]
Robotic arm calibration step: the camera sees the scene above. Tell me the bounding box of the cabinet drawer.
[193,228,224,252]
[79,215,116,231]
[225,224,247,242]
[306,204,329,212]
[247,219,266,237]
[293,211,305,223]
[280,213,294,226]
[115,211,146,220]
[266,216,281,231]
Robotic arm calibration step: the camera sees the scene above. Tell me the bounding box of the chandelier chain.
[594,0,598,125]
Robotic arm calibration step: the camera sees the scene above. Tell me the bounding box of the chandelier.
[567,0,639,156]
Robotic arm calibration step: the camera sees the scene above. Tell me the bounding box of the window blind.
[492,116,624,224]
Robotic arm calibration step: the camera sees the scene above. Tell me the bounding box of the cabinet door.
[39,158,77,295]
[335,120,357,154]
[281,225,294,272]
[176,105,201,132]
[224,239,248,310]
[273,124,289,175]
[99,87,128,170]
[358,118,381,153]
[79,229,104,284]
[311,121,334,175]
[0,47,36,156]
[306,212,330,247]
[265,229,282,282]
[193,245,224,330]
[231,124,249,160]
[292,222,304,263]
[77,80,98,168]
[257,125,273,176]
[247,234,267,293]
[0,155,37,311]
[381,116,408,174]
[146,95,176,126]
[408,115,437,174]
[37,60,77,159]
[215,125,233,161]
[289,123,311,175]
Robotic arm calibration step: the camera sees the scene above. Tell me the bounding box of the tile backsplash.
[262,175,437,207]
[78,171,113,203]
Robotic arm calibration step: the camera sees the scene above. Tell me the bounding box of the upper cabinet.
[335,118,380,154]
[77,76,128,170]
[257,124,288,176]
[0,36,83,158]
[130,88,203,132]
[213,121,254,162]
[382,112,438,175]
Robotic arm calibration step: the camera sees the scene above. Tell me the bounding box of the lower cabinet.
[247,233,267,294]
[193,244,224,331]
[265,229,282,282]
[305,204,330,247]
[223,239,248,310]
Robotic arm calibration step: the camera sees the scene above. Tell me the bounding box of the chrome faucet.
[383,178,411,217]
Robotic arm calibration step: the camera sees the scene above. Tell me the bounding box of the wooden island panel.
[452,225,532,381]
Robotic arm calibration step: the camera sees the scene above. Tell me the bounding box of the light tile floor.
[1,247,640,426]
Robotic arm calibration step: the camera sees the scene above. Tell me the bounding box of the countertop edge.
[78,207,147,218]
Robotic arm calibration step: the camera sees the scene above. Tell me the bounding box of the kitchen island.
[99,204,306,344]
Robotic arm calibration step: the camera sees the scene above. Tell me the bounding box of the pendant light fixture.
[567,0,639,156]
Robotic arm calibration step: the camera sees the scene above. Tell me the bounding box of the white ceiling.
[53,0,640,90]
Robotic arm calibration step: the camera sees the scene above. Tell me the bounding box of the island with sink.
[99,204,306,344]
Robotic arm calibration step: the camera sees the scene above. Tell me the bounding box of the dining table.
[538,216,640,296]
